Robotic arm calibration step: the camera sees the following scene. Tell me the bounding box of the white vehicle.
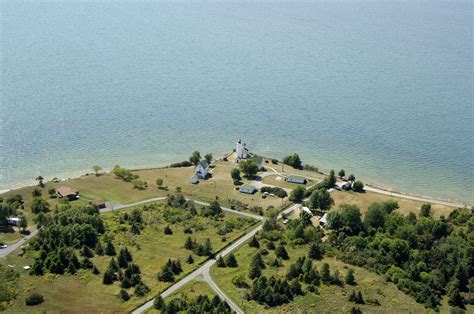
[0,244,7,249]
[283,219,289,224]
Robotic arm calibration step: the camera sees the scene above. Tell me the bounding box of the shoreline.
[1,159,471,209]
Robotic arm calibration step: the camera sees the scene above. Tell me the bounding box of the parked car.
[0,244,7,249]
[18,250,25,256]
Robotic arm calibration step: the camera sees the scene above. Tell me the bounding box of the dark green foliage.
[420,203,432,217]
[448,287,465,309]
[289,186,305,203]
[0,264,20,303]
[239,160,259,177]
[164,226,173,235]
[349,290,365,304]
[154,295,164,309]
[321,263,331,283]
[230,168,241,182]
[118,247,133,268]
[338,169,345,178]
[275,245,289,260]
[249,253,265,279]
[308,243,324,260]
[95,240,104,256]
[105,240,116,256]
[248,275,295,307]
[350,307,363,314]
[25,293,44,306]
[160,294,231,313]
[184,237,213,257]
[345,268,356,285]
[134,282,150,297]
[260,186,287,198]
[157,264,175,282]
[169,160,192,168]
[112,165,139,182]
[201,200,223,217]
[331,204,472,309]
[189,151,201,165]
[283,153,302,169]
[225,253,238,267]
[307,188,334,211]
[186,255,194,264]
[266,241,276,250]
[119,289,130,301]
[32,188,42,197]
[31,197,49,214]
[81,245,95,258]
[217,256,226,267]
[352,181,364,192]
[249,236,260,248]
[327,204,363,235]
[92,265,100,275]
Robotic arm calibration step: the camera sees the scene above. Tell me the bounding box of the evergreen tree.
[105,240,116,256]
[217,256,226,267]
[187,254,194,264]
[225,254,238,267]
[81,245,95,258]
[158,264,175,282]
[103,268,115,284]
[308,243,324,260]
[203,238,213,257]
[118,247,132,268]
[153,295,165,310]
[321,263,331,283]
[266,241,276,250]
[95,240,104,256]
[249,255,263,279]
[275,245,289,260]
[118,289,130,301]
[108,258,119,272]
[448,288,465,309]
[345,268,356,285]
[92,265,100,275]
[164,226,173,235]
[249,236,260,248]
[185,236,194,250]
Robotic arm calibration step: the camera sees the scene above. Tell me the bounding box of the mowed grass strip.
[1,202,256,313]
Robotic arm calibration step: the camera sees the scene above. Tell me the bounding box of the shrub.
[25,293,44,306]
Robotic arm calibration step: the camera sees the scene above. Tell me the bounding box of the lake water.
[1,1,473,203]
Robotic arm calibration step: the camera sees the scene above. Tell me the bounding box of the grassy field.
[210,238,426,314]
[1,201,257,313]
[331,190,455,218]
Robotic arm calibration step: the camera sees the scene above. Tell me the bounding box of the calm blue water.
[1,1,473,203]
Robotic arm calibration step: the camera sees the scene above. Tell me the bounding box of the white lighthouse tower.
[236,139,249,162]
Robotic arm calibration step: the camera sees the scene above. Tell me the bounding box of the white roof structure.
[301,207,313,216]
[320,213,328,225]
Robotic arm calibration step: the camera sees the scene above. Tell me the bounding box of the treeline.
[153,294,231,314]
[28,204,105,275]
[326,202,473,309]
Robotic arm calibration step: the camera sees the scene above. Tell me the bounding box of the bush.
[353,181,364,192]
[170,161,192,168]
[283,153,302,169]
[25,293,44,306]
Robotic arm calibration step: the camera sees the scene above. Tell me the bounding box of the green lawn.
[211,238,426,313]
[1,201,256,313]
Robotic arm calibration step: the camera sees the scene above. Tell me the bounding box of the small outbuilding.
[7,217,21,226]
[285,175,307,184]
[190,175,199,184]
[90,200,106,209]
[239,184,257,194]
[56,187,80,200]
[319,213,328,227]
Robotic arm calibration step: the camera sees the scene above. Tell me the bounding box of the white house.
[7,217,21,226]
[236,139,249,162]
[249,156,264,171]
[195,161,209,179]
[285,175,307,184]
[239,184,257,194]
